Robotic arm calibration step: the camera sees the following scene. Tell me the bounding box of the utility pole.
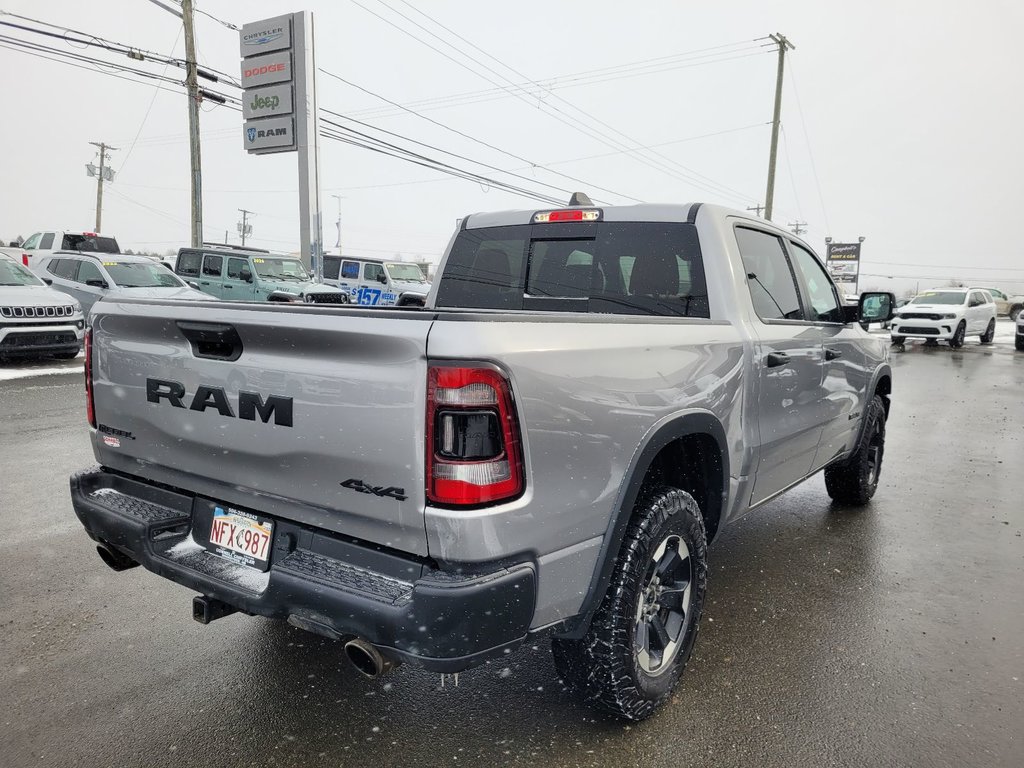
[746,204,765,217]
[237,209,254,246]
[764,33,794,222]
[87,142,117,232]
[789,220,807,235]
[182,0,203,247]
[331,194,343,250]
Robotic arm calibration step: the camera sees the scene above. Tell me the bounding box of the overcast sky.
[2,0,1023,294]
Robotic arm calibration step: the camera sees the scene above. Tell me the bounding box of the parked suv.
[16,230,120,269]
[890,288,997,347]
[0,253,84,360]
[175,245,349,304]
[35,252,211,317]
[323,255,430,306]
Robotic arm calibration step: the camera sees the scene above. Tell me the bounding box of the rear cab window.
[176,252,201,277]
[435,221,709,317]
[61,234,119,253]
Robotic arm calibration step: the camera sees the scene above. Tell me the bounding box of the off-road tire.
[552,487,707,721]
[824,395,886,505]
[980,319,995,344]
[948,321,966,349]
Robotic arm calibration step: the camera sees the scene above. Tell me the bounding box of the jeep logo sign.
[239,50,291,88]
[242,83,293,120]
[242,116,295,151]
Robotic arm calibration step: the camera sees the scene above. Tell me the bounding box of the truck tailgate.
[89,300,433,556]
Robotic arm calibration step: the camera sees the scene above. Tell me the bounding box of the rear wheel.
[552,486,707,721]
[980,319,995,344]
[948,321,966,348]
[824,395,886,505]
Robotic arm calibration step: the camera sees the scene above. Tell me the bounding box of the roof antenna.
[568,192,593,207]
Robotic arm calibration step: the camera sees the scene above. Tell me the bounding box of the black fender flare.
[558,412,729,639]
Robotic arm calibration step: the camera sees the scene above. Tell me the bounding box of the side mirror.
[187,280,201,290]
[42,277,53,286]
[857,292,895,324]
[240,269,253,283]
[85,278,109,289]
[376,273,387,284]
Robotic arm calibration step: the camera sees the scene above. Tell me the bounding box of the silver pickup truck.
[70,202,894,720]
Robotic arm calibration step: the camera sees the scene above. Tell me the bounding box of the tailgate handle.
[176,321,243,361]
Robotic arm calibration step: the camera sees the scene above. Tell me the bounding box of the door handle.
[200,281,210,285]
[825,347,843,361]
[224,285,233,289]
[765,351,790,368]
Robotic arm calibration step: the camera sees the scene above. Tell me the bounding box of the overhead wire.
[372,0,765,204]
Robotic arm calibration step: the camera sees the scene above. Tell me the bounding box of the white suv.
[890,288,997,348]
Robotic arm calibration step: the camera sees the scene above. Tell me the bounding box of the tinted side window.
[435,227,527,311]
[735,227,803,321]
[364,263,385,282]
[39,233,55,249]
[227,257,248,279]
[77,260,103,285]
[323,256,341,280]
[177,252,201,277]
[203,254,223,277]
[341,261,360,279]
[789,242,841,323]
[53,259,79,280]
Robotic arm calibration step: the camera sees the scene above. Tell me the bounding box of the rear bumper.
[70,467,536,672]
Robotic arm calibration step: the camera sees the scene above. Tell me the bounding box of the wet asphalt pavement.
[1,329,1022,767]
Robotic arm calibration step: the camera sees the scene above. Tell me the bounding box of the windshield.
[61,234,120,253]
[0,259,44,286]
[105,262,185,288]
[911,291,965,305]
[385,262,427,282]
[252,257,310,281]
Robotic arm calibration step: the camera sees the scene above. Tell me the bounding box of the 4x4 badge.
[341,478,407,502]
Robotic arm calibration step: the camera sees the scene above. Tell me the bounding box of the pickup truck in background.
[69,201,894,720]
[16,230,120,269]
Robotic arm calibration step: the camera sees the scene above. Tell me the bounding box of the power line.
[346,47,772,120]
[385,0,767,203]
[120,27,184,173]
[352,0,761,203]
[319,70,642,203]
[787,61,830,233]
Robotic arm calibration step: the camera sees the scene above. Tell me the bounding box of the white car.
[16,230,120,270]
[0,253,85,360]
[890,288,997,348]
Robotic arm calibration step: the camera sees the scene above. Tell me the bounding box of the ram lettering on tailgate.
[145,378,293,427]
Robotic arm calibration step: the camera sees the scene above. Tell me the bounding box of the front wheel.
[948,321,966,348]
[1009,305,1022,322]
[825,395,886,505]
[980,318,995,344]
[890,335,905,346]
[552,487,707,721]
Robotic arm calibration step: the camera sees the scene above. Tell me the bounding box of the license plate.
[207,505,273,571]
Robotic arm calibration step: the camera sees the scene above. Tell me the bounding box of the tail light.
[426,364,524,506]
[85,327,96,428]
[22,253,29,266]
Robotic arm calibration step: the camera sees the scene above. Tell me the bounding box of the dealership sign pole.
[239,12,323,281]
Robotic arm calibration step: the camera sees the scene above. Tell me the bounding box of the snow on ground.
[0,351,83,382]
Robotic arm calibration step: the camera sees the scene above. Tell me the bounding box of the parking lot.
[1,321,1020,768]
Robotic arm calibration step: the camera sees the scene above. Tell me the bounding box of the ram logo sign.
[241,116,295,152]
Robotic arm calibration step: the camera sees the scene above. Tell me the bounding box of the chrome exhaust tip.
[344,638,398,679]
